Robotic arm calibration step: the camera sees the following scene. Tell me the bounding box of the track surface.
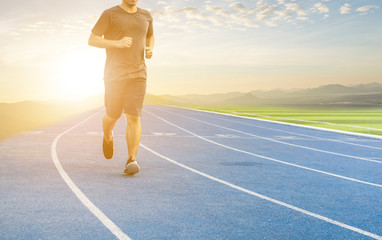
[1,105,382,240]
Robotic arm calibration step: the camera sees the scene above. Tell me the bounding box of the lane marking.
[274,136,311,140]
[29,131,44,135]
[192,110,382,150]
[156,108,382,164]
[167,105,382,140]
[152,132,177,136]
[87,131,102,136]
[215,134,240,138]
[51,110,131,240]
[139,143,382,240]
[144,109,382,188]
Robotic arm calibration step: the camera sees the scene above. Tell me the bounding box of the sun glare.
[53,50,104,100]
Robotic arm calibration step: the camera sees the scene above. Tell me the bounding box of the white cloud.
[17,20,72,35]
[181,7,225,26]
[154,1,308,31]
[296,16,308,21]
[339,3,351,15]
[229,2,251,14]
[150,1,380,33]
[156,1,169,5]
[277,0,285,5]
[311,3,329,14]
[186,21,212,30]
[284,3,307,16]
[152,6,181,23]
[243,21,259,28]
[265,21,277,27]
[205,5,231,18]
[253,1,277,22]
[356,5,379,15]
[272,10,292,21]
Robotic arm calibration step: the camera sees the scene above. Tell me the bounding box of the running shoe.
[124,157,140,175]
[102,137,114,159]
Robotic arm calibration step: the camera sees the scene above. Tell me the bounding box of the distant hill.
[294,83,382,96]
[145,82,382,107]
[0,96,103,140]
[219,93,262,106]
[299,84,358,96]
[144,94,189,106]
[333,93,382,106]
[351,82,382,92]
[249,89,296,99]
[144,92,244,106]
[179,92,245,104]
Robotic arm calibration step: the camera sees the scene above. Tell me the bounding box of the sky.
[0,0,381,102]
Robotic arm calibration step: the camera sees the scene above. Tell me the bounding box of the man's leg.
[103,113,118,142]
[102,113,119,159]
[123,113,141,175]
[124,113,141,160]
[122,74,146,175]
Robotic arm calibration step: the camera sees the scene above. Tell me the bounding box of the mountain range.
[144,82,382,107]
[0,96,103,140]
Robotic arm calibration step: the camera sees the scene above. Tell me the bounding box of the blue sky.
[0,0,381,101]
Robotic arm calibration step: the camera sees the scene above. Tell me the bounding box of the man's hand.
[145,47,153,59]
[116,36,133,48]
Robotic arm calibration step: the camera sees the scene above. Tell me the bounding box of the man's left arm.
[145,35,154,59]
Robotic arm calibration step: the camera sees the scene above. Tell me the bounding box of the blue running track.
[1,105,381,240]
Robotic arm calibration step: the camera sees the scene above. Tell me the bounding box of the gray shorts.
[104,72,147,118]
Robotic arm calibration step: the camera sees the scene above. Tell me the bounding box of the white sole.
[124,161,140,175]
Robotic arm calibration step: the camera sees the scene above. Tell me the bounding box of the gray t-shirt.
[92,6,153,81]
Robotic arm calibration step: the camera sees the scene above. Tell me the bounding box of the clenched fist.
[116,36,133,48]
[145,47,153,59]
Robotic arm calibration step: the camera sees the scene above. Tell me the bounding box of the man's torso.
[93,6,153,81]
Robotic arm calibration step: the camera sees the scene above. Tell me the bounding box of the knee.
[125,113,140,124]
[104,113,119,123]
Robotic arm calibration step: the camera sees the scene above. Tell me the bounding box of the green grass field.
[189,106,382,137]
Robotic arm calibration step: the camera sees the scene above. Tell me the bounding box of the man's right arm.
[88,33,132,49]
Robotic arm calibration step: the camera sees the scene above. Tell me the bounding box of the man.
[88,0,154,175]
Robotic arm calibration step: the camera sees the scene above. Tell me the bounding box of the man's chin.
[126,0,138,7]
[126,4,137,8]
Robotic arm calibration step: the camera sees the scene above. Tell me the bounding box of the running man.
[88,0,154,175]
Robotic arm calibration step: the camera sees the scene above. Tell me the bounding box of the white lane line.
[152,132,177,136]
[51,110,131,240]
[156,108,382,165]
[185,108,382,150]
[143,110,382,189]
[29,131,44,135]
[167,106,382,140]
[87,131,102,136]
[139,143,382,240]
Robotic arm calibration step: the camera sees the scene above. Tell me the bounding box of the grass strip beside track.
[186,106,382,137]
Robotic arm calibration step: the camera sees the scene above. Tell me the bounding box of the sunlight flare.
[53,50,104,100]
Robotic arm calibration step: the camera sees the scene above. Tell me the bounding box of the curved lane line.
[51,110,131,240]
[139,143,382,240]
[144,109,382,188]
